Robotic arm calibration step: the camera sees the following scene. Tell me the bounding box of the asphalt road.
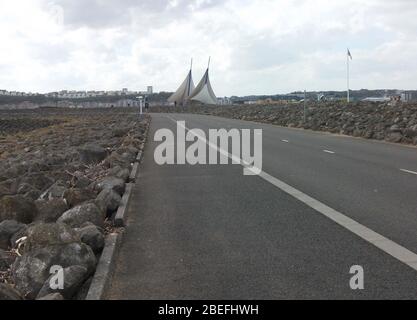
[108,113,417,299]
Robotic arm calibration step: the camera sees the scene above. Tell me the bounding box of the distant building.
[87,91,97,97]
[401,91,417,102]
[217,97,232,105]
[390,95,401,103]
[1,88,156,100]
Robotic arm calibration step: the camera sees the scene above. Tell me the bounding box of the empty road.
[108,113,417,299]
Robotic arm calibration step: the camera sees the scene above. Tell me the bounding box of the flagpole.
[347,49,350,103]
[303,89,307,123]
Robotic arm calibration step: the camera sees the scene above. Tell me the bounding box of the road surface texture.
[108,113,417,299]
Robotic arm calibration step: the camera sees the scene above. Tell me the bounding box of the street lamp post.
[137,96,143,116]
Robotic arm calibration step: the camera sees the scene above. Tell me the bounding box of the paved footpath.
[107,113,417,299]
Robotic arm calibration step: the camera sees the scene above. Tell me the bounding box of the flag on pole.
[347,49,353,60]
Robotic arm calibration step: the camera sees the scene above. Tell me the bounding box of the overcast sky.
[0,0,416,96]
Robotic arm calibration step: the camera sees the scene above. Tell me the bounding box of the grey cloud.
[29,42,71,64]
[46,0,224,29]
[45,0,138,28]
[3,0,417,95]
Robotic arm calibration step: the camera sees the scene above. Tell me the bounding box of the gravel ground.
[0,107,150,300]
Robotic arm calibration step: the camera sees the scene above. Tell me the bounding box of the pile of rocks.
[0,108,150,300]
[152,101,417,145]
[0,118,65,136]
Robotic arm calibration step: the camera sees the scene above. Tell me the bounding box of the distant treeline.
[4,89,412,106]
[291,89,406,100]
[0,95,48,105]
[0,91,173,105]
[231,89,417,102]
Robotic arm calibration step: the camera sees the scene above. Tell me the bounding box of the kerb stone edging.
[114,183,134,228]
[85,232,123,300]
[85,117,151,300]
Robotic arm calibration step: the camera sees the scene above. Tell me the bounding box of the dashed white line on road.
[323,150,335,154]
[167,114,417,274]
[282,139,289,143]
[400,169,417,175]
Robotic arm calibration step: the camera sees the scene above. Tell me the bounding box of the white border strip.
[400,169,417,176]
[166,115,417,272]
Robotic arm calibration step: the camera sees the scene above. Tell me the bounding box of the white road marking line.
[400,169,417,176]
[323,150,335,154]
[166,115,417,272]
[282,139,289,143]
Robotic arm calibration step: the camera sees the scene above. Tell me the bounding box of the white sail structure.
[189,65,217,105]
[168,63,195,105]
[189,69,217,105]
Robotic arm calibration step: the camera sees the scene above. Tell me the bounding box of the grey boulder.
[57,203,105,228]
[23,223,79,253]
[404,128,417,138]
[109,166,130,182]
[385,132,403,143]
[112,128,130,137]
[78,144,108,165]
[73,277,92,300]
[0,184,12,198]
[20,173,53,193]
[0,220,27,250]
[35,199,69,223]
[76,224,105,254]
[96,176,125,196]
[0,248,16,271]
[96,188,122,215]
[63,188,96,208]
[0,195,38,224]
[0,283,23,300]
[37,265,89,300]
[12,242,96,299]
[39,181,67,200]
[120,152,136,164]
[116,168,131,182]
[74,176,92,189]
[104,152,131,169]
[17,183,41,198]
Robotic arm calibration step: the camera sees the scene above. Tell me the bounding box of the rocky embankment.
[152,102,417,145]
[0,108,150,300]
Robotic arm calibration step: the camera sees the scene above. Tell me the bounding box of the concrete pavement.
[107,113,417,299]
